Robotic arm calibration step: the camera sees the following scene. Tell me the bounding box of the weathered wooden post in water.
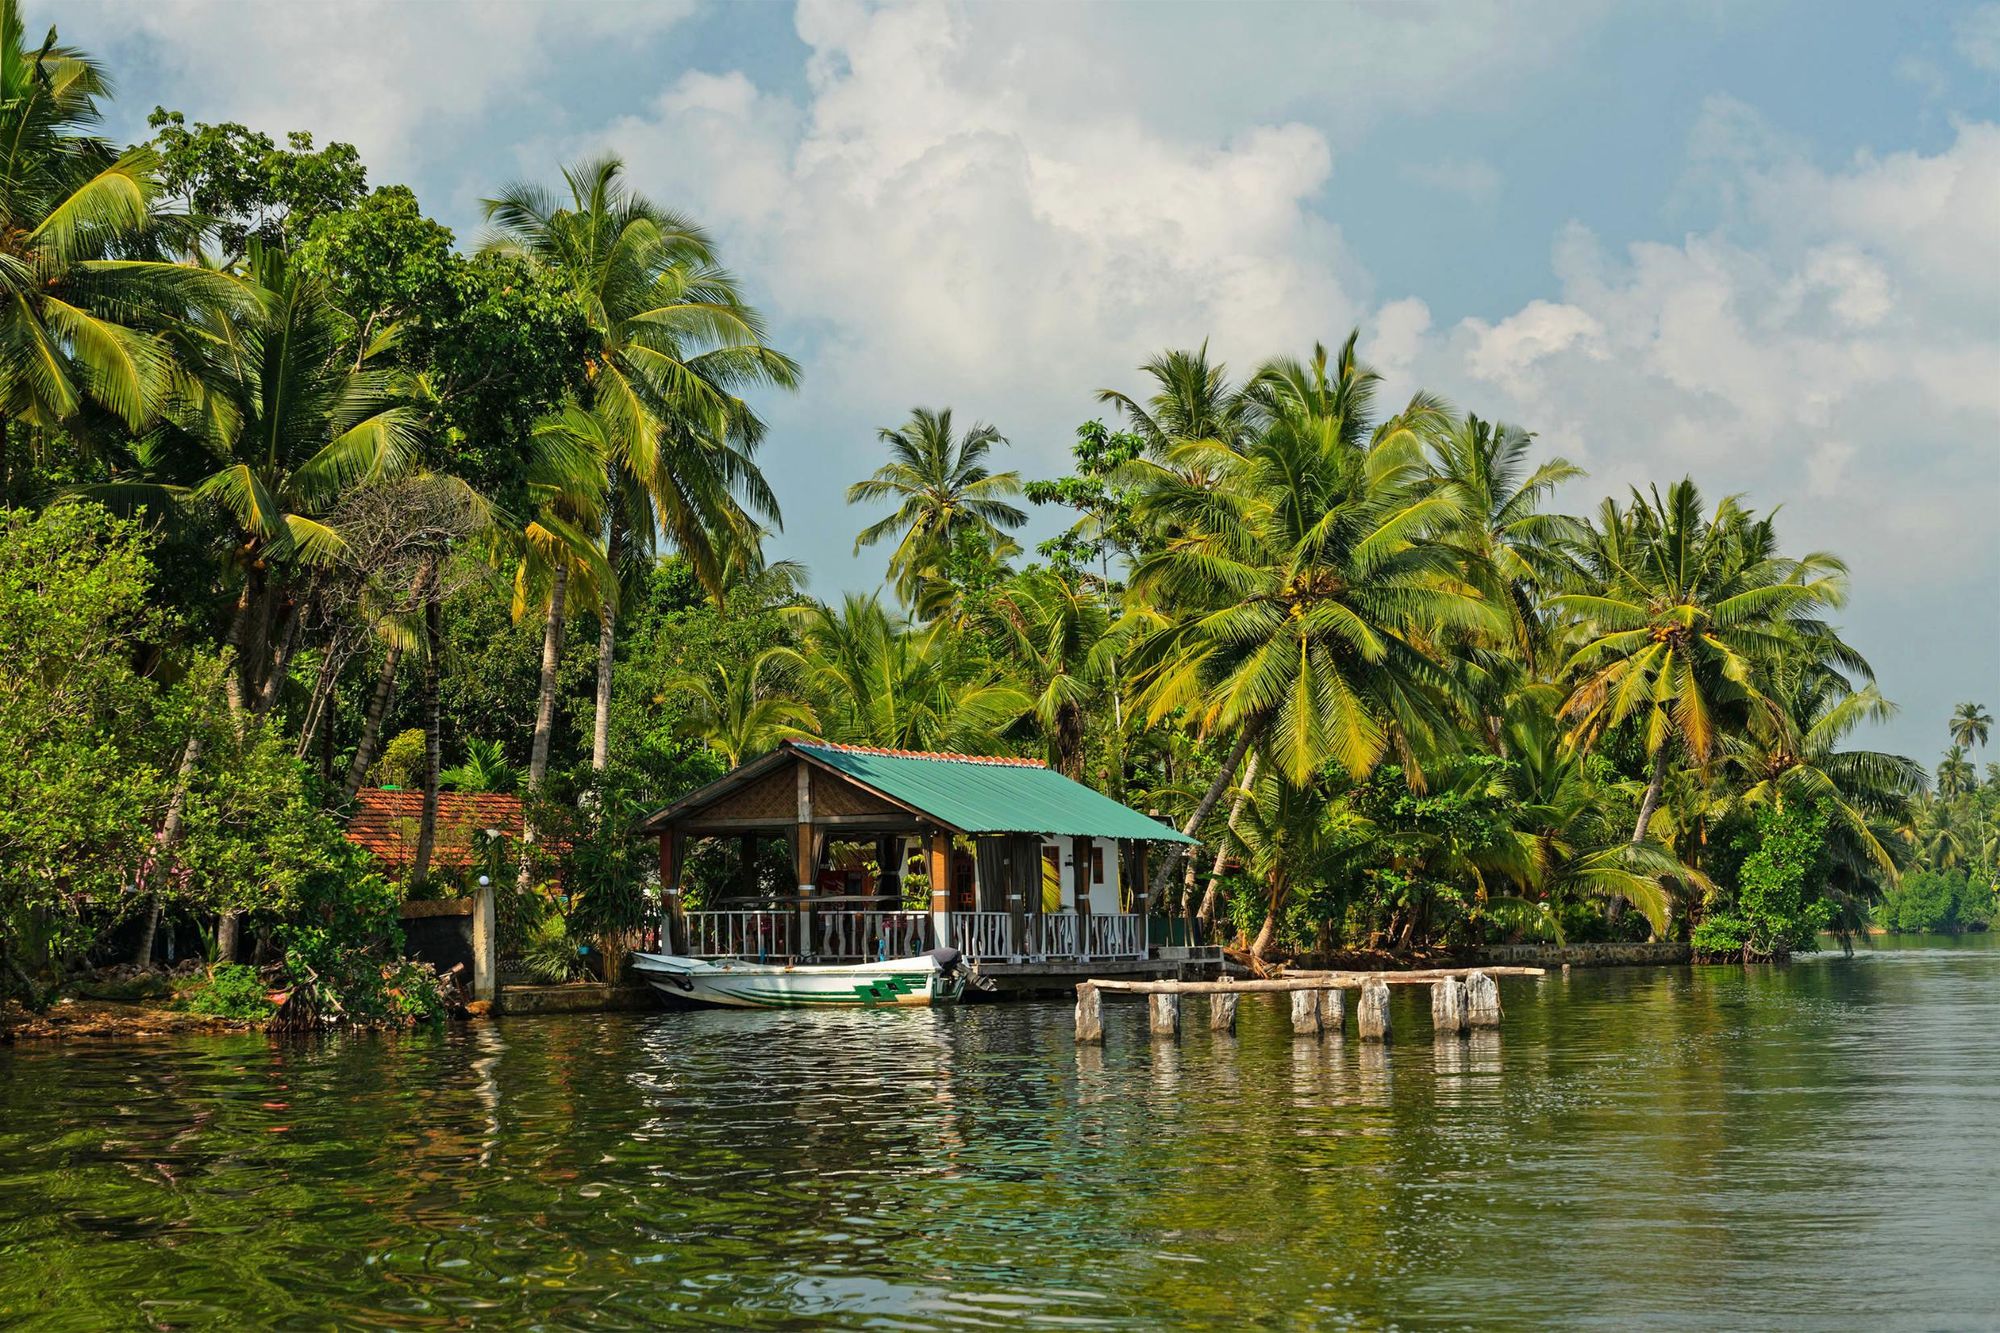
[1075,983,1103,1043]
[1430,977,1468,1035]
[1357,979,1391,1043]
[1150,992,1180,1037]
[1466,970,1502,1027]
[1210,992,1237,1033]
[1318,987,1346,1034]
[1290,990,1320,1035]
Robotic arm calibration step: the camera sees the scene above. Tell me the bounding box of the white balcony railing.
[958,911,1015,961]
[814,909,933,962]
[1086,913,1144,959]
[684,910,796,961]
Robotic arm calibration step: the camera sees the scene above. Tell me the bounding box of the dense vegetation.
[0,4,1990,1013]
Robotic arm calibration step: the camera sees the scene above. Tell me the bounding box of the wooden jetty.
[1073,966,1542,1043]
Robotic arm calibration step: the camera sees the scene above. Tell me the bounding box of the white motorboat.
[632,947,970,1009]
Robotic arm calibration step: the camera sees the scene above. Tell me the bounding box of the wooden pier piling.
[1075,983,1103,1043]
[1210,992,1237,1033]
[1431,977,1468,1035]
[1357,979,1391,1043]
[1290,990,1320,1035]
[1149,992,1180,1037]
[1466,970,1502,1027]
[1318,987,1346,1034]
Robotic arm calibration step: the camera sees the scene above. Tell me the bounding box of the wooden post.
[471,874,496,1003]
[659,831,686,955]
[739,833,757,898]
[1074,983,1103,1043]
[1133,841,1150,956]
[1431,977,1468,1035]
[1005,839,1026,962]
[1071,834,1093,960]
[1290,990,1320,1035]
[1318,987,1345,1034]
[1210,992,1237,1032]
[1357,979,1391,1043]
[1466,970,1502,1027]
[795,763,815,955]
[1149,992,1180,1037]
[928,829,953,950]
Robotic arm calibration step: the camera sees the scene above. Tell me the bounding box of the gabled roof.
[345,789,522,868]
[639,741,1195,843]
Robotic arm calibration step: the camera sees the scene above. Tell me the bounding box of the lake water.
[4,937,1997,1329]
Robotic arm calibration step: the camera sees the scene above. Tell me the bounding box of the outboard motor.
[926,946,965,979]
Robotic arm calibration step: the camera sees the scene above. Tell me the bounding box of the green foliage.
[1693,803,1833,959]
[148,108,366,254]
[371,728,427,790]
[178,963,276,1021]
[0,505,171,1002]
[518,909,588,984]
[1874,870,1994,935]
[522,766,656,951]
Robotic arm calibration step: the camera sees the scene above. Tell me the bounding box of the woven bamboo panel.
[701,766,799,822]
[811,768,903,817]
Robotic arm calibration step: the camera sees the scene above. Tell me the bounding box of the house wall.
[1039,835,1122,915]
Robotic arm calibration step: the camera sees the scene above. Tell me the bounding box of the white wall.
[1039,836,1122,915]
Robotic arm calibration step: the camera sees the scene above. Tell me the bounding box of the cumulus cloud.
[1400,157,1502,203]
[1955,2,2000,71]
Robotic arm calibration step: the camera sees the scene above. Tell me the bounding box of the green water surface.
[3,936,1996,1329]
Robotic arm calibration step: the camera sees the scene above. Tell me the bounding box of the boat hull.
[631,952,967,1009]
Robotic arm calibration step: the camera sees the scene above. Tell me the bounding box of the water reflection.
[4,941,2000,1328]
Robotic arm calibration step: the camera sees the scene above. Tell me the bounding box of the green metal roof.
[794,742,1197,843]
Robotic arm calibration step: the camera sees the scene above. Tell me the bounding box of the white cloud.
[57,0,698,185]
[1955,2,2000,71]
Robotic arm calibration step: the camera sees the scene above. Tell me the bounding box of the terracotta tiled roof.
[345,789,523,870]
[792,740,1048,768]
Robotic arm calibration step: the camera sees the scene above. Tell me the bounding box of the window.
[1090,845,1104,884]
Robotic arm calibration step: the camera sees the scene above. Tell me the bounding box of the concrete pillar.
[1210,992,1237,1033]
[1290,989,1321,1035]
[1357,979,1391,1043]
[471,875,496,1004]
[1431,977,1468,1035]
[1467,970,1502,1027]
[1075,983,1103,1043]
[1318,987,1346,1034]
[1149,992,1180,1037]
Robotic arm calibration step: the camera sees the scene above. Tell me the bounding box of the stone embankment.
[1474,941,1690,967]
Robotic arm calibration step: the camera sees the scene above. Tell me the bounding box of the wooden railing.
[1039,913,1079,959]
[1086,913,1144,959]
[958,911,1015,961]
[684,910,796,961]
[814,909,933,962]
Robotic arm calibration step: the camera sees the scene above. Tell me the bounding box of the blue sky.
[57,0,2000,762]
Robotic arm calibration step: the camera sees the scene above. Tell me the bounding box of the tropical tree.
[978,566,1118,779]
[1937,745,1976,801]
[0,0,242,500]
[1949,702,1992,752]
[1554,480,1862,849]
[847,406,1025,605]
[677,645,818,768]
[1123,333,1493,895]
[482,155,796,772]
[788,593,1028,754]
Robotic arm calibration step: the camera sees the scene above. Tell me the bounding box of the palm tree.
[442,738,519,793]
[979,567,1118,779]
[109,243,423,716]
[1937,745,1976,801]
[847,407,1026,604]
[1097,343,1250,473]
[1949,702,1992,752]
[1724,669,1926,881]
[677,646,818,768]
[1126,336,1491,798]
[787,593,1028,753]
[1554,480,1860,849]
[482,155,797,773]
[0,0,241,500]
[1423,414,1583,675]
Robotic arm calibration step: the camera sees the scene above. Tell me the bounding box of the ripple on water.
[4,946,2000,1328]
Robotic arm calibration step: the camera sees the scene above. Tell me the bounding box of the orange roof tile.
[345,789,522,870]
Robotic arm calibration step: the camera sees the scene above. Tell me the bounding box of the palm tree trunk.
[253,599,301,716]
[1150,728,1257,898]
[1251,871,1288,964]
[221,577,256,718]
[1631,746,1669,845]
[411,591,444,885]
[341,643,402,801]
[132,728,203,967]
[590,514,623,772]
[1196,751,1258,927]
[529,562,569,789]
